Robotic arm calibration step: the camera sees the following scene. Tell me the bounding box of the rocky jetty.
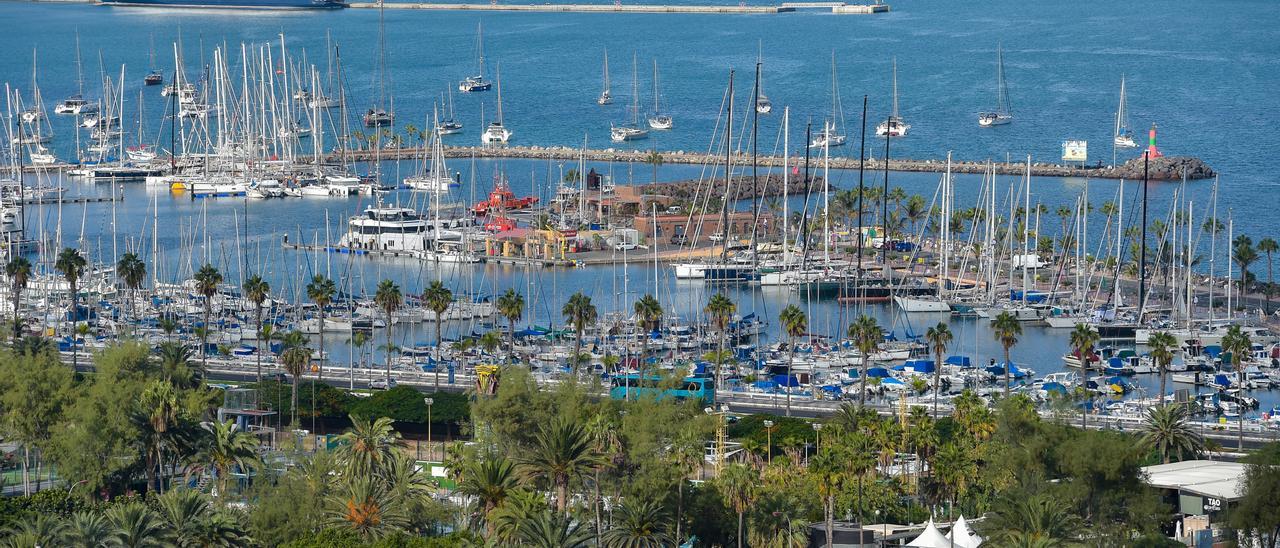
[1094,155,1215,181]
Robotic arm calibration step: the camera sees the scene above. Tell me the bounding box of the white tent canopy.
[907,520,953,548]
[945,515,983,548]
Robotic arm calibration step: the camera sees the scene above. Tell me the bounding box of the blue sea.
[2,0,1279,409]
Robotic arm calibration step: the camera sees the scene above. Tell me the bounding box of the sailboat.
[56,37,98,116]
[408,107,460,192]
[875,58,909,137]
[144,35,163,86]
[481,64,512,144]
[611,53,648,142]
[1113,76,1137,148]
[809,54,845,148]
[597,49,612,106]
[647,59,672,130]
[459,23,492,93]
[755,45,772,114]
[978,44,1012,127]
[364,4,394,127]
[436,89,463,135]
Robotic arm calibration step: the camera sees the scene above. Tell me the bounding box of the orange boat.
[473,177,538,216]
[484,216,517,232]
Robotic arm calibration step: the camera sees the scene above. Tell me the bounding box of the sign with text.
[1062,140,1088,162]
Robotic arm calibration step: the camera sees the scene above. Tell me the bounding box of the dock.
[344,1,890,14]
[327,145,1214,181]
[21,195,122,205]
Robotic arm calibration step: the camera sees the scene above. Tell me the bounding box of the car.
[708,232,725,243]
[669,233,688,245]
[370,378,398,390]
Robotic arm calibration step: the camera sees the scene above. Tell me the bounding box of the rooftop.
[1141,460,1247,501]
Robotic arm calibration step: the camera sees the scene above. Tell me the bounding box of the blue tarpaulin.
[772,374,801,387]
[865,367,892,378]
[945,355,972,367]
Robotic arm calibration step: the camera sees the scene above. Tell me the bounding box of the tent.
[906,520,952,548]
[945,515,983,548]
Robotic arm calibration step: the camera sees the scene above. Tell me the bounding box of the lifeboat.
[473,178,538,216]
[484,216,517,232]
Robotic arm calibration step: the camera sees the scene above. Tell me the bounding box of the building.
[1141,460,1249,546]
[633,211,774,244]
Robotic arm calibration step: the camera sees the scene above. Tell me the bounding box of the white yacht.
[978,44,1013,127]
[340,206,476,252]
[875,59,909,138]
[481,66,512,145]
[54,95,98,115]
[808,121,846,148]
[647,60,673,130]
[1113,76,1137,148]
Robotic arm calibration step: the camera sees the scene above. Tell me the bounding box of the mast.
[495,64,504,124]
[631,52,639,126]
[750,61,761,270]
[602,49,610,98]
[1139,150,1149,320]
[782,106,790,266]
[857,95,867,275]
[890,57,899,119]
[1022,155,1031,307]
[720,70,734,265]
[653,59,660,115]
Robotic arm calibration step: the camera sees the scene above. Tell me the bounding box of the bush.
[348,386,469,427]
[280,528,474,548]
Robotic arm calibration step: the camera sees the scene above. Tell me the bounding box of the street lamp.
[762,420,775,463]
[812,422,824,452]
[424,397,434,461]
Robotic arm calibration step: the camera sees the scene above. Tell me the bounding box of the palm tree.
[1141,404,1204,464]
[1147,331,1178,402]
[5,515,66,547]
[457,454,522,535]
[848,314,883,406]
[327,475,410,541]
[55,247,87,367]
[704,293,736,383]
[155,489,212,545]
[602,499,673,548]
[60,511,121,547]
[105,502,168,548]
[242,275,270,385]
[279,330,312,426]
[519,417,601,515]
[194,419,260,499]
[809,450,847,548]
[138,381,179,493]
[496,288,524,364]
[633,294,663,384]
[5,256,32,341]
[716,462,758,548]
[1067,322,1099,426]
[924,322,953,419]
[336,414,401,478]
[1221,324,1251,451]
[422,280,452,390]
[992,311,1023,397]
[374,279,402,387]
[115,252,146,333]
[778,304,806,416]
[644,149,664,184]
[1234,236,1259,300]
[306,275,336,391]
[1259,237,1278,312]
[193,263,223,371]
[985,493,1082,547]
[513,509,593,548]
[561,292,597,374]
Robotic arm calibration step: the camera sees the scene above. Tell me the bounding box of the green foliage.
[281,528,474,548]
[349,386,469,426]
[1231,442,1280,548]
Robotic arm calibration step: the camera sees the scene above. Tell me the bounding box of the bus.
[608,374,715,405]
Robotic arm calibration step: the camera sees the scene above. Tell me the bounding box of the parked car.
[370,378,398,390]
[670,233,688,245]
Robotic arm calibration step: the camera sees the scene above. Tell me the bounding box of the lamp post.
[763,420,774,463]
[424,397,434,461]
[812,422,824,453]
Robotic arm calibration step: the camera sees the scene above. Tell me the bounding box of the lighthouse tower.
[1146,123,1163,159]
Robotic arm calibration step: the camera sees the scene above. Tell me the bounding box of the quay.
[344,2,891,14]
[21,195,121,205]
[329,144,1214,181]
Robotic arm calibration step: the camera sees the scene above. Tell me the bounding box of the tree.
[716,463,758,548]
[1147,331,1177,402]
[778,304,806,416]
[333,413,400,477]
[137,380,179,493]
[513,508,593,548]
[280,330,313,427]
[457,454,523,536]
[496,289,524,365]
[60,511,121,547]
[1234,237,1259,300]
[0,349,74,495]
[193,419,260,499]
[924,322,953,419]
[1259,237,1279,312]
[1067,322,1099,426]
[243,275,270,385]
[705,293,736,384]
[848,314,882,406]
[5,256,32,340]
[1232,443,1280,548]
[422,280,452,391]
[193,263,223,371]
[55,247,88,368]
[992,311,1023,397]
[985,492,1082,547]
[808,449,846,548]
[644,149,664,184]
[1221,324,1251,451]
[602,499,673,548]
[374,280,402,387]
[306,275,337,420]
[1140,405,1203,464]
[633,294,663,386]
[561,292,597,374]
[105,502,168,548]
[519,417,601,515]
[116,252,147,333]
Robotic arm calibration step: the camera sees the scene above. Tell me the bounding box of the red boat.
[473,178,538,216]
[484,216,518,232]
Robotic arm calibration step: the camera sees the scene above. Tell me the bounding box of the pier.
[21,195,121,205]
[344,1,890,14]
[328,145,1214,181]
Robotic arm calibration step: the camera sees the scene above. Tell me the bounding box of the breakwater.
[344,1,890,14]
[329,145,1215,181]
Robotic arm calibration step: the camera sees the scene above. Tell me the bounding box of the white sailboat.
[597,49,612,106]
[1113,75,1137,148]
[809,54,845,148]
[408,108,460,192]
[459,23,492,93]
[436,89,463,135]
[978,44,1012,127]
[647,59,673,130]
[481,64,512,145]
[875,58,909,137]
[755,43,772,114]
[610,53,648,142]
